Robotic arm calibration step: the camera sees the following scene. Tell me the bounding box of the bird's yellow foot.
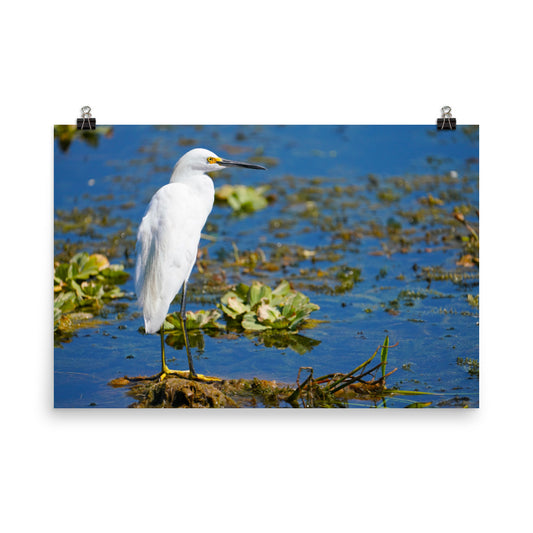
[158,368,221,383]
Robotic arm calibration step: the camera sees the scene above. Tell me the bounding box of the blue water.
[54,125,479,408]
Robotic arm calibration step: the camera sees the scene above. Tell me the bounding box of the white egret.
[135,148,266,380]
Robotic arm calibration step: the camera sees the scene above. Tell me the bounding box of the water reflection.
[165,328,320,355]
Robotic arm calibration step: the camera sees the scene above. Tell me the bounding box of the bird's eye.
[207,157,216,164]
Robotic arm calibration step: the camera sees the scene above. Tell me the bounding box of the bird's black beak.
[219,158,267,170]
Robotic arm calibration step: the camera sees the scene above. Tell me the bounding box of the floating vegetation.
[218,280,320,332]
[54,205,135,262]
[456,357,479,377]
[419,193,445,206]
[333,266,363,294]
[249,155,280,167]
[460,125,480,143]
[268,217,297,232]
[377,188,401,203]
[164,309,225,332]
[150,283,322,355]
[467,294,479,308]
[418,266,479,286]
[160,310,227,352]
[54,125,113,153]
[268,243,318,265]
[55,205,130,237]
[247,146,279,167]
[54,253,129,339]
[228,243,269,272]
[397,289,428,300]
[215,184,271,214]
[296,265,363,295]
[436,396,471,408]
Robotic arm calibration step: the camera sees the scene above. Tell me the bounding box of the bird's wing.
[135,183,208,333]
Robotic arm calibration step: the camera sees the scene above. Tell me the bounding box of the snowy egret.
[135,148,266,380]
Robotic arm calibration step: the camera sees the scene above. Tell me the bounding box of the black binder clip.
[77,106,96,130]
[437,106,456,130]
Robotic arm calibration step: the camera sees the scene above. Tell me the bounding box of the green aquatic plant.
[54,125,113,153]
[334,266,363,294]
[54,203,136,262]
[151,284,321,356]
[54,252,129,334]
[218,280,320,332]
[296,265,363,295]
[380,336,389,380]
[456,357,479,377]
[467,294,479,308]
[418,266,479,285]
[158,308,320,356]
[163,309,225,332]
[419,193,444,206]
[377,188,401,203]
[215,184,270,214]
[162,310,226,354]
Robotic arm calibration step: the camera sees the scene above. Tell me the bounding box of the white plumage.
[135,148,216,333]
[135,181,213,332]
[134,147,266,378]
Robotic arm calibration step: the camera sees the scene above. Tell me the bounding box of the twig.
[453,213,479,241]
[324,347,379,392]
[286,367,314,403]
[328,361,384,394]
[330,367,398,395]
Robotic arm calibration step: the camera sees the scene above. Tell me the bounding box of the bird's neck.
[170,164,208,183]
[169,170,215,202]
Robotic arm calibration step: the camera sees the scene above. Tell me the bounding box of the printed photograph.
[54,125,479,408]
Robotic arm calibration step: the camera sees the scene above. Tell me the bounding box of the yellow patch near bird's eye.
[207,157,220,164]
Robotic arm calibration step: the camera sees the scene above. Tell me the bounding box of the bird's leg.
[154,284,219,383]
[157,324,189,380]
[160,326,171,376]
[180,281,197,379]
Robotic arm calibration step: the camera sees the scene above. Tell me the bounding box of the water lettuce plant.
[160,309,226,353]
[152,283,321,355]
[218,280,320,332]
[163,309,225,332]
[158,307,320,355]
[54,252,129,333]
[215,184,270,214]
